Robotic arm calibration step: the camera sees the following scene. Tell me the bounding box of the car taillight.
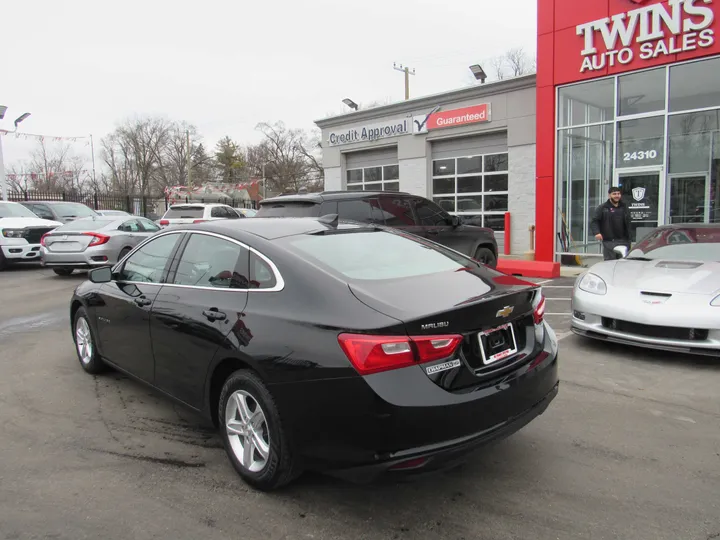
[337,333,463,375]
[40,233,50,247]
[83,232,111,247]
[159,219,170,226]
[193,219,206,223]
[533,290,546,325]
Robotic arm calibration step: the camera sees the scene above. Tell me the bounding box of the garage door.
[430,132,509,233]
[345,147,399,192]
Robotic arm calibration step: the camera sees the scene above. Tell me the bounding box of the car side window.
[249,252,277,289]
[32,204,54,220]
[379,196,415,226]
[337,199,385,225]
[120,219,143,232]
[411,198,450,227]
[138,218,161,232]
[173,234,250,289]
[211,207,225,218]
[224,206,239,219]
[118,233,181,283]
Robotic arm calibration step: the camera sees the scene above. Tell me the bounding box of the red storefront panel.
[534,0,720,262]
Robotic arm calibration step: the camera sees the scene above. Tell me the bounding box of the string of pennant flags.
[0,129,91,145]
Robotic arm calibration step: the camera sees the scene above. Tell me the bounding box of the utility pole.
[393,63,415,100]
[186,130,192,193]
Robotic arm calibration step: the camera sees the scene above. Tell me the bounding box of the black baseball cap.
[608,186,621,194]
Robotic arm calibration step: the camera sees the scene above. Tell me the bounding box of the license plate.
[478,323,518,365]
[50,242,82,252]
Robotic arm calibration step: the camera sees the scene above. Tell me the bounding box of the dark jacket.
[590,200,631,242]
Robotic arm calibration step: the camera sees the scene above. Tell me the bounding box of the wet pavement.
[1,264,719,540]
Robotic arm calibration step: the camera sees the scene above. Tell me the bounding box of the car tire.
[72,307,107,374]
[218,370,301,491]
[474,247,497,267]
[118,247,131,262]
[53,268,74,276]
[0,250,8,271]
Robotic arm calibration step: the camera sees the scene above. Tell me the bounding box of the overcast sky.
[1,0,536,172]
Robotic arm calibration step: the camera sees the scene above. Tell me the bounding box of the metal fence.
[7,190,257,219]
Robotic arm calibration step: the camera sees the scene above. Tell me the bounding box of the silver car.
[40,215,162,276]
[571,223,720,356]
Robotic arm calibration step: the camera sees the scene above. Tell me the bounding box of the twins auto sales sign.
[576,0,715,73]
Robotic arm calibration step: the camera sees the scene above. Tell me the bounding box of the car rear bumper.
[41,246,115,268]
[328,381,558,483]
[1,243,42,261]
[271,328,559,477]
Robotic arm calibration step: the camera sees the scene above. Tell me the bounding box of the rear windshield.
[56,218,116,231]
[50,203,97,218]
[163,206,205,219]
[256,202,318,218]
[285,230,474,280]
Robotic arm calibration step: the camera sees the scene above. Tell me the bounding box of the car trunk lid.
[42,231,96,252]
[348,271,545,391]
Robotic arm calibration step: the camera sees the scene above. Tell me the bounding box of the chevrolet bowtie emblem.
[496,306,514,318]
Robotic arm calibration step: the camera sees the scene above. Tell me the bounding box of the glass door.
[668,174,710,224]
[615,169,663,243]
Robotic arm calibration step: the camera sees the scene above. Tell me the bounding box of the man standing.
[590,186,632,260]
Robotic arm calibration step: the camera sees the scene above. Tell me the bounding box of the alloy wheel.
[225,390,271,473]
[75,317,93,365]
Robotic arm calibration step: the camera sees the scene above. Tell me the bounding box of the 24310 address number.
[623,150,658,162]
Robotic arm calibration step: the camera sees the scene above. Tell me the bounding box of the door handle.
[202,308,227,321]
[134,296,152,307]
[427,230,439,235]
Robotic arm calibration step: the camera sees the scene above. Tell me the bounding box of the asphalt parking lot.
[1,265,719,540]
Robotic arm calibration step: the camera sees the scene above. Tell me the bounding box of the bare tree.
[101,116,171,195]
[254,121,323,195]
[491,56,507,81]
[29,140,72,191]
[505,47,530,77]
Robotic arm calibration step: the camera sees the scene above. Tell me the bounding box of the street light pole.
[0,108,31,201]
[0,134,7,201]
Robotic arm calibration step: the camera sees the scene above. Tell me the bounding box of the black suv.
[256,191,499,267]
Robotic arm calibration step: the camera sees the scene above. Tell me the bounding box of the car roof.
[259,190,412,205]
[20,200,91,205]
[170,216,372,240]
[168,202,228,208]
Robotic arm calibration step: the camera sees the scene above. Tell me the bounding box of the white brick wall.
[508,144,536,255]
[399,158,428,197]
[323,166,342,191]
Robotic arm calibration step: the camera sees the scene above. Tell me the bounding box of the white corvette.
[0,201,62,270]
[571,224,720,356]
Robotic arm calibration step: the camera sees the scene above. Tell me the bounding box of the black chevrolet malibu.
[69,215,559,491]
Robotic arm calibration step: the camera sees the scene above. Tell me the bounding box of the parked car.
[40,215,162,276]
[0,201,62,270]
[96,210,131,217]
[256,191,499,267]
[158,203,241,228]
[19,201,100,223]
[571,223,720,356]
[234,208,257,217]
[68,216,558,491]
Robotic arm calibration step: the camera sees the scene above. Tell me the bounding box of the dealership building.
[315,0,720,274]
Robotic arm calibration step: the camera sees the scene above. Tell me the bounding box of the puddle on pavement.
[0,310,68,338]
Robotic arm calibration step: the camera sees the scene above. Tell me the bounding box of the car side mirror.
[613,245,628,259]
[449,215,461,227]
[89,266,113,283]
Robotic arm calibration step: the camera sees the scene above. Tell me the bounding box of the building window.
[617,68,666,116]
[431,152,508,231]
[346,164,400,192]
[669,57,720,113]
[558,78,614,127]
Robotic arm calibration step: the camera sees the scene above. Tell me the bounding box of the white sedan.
[571,224,720,356]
